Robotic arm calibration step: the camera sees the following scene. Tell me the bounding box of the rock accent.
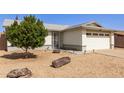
[7,68,32,78]
[52,57,71,68]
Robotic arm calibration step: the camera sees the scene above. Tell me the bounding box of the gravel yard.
[0,49,124,78]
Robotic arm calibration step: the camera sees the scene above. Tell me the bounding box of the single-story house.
[3,19,116,52]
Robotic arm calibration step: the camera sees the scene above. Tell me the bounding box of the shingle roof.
[82,21,103,27]
[3,19,121,32]
[66,21,119,32]
[44,23,69,31]
[3,19,69,31]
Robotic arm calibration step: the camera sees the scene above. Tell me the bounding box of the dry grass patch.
[0,50,124,78]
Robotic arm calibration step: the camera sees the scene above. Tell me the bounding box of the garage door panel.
[86,37,110,50]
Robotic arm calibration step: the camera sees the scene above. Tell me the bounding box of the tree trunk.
[25,48,28,53]
[25,48,28,58]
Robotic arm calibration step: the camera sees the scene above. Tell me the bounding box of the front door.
[53,32,59,49]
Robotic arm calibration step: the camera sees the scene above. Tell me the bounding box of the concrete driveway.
[95,48,124,59]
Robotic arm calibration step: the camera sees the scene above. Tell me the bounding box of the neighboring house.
[3,19,116,52]
[114,32,124,48]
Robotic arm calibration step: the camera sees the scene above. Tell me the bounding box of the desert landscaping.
[0,49,124,78]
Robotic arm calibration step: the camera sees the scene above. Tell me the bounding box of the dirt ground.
[0,49,124,78]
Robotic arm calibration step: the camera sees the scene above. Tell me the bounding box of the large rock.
[7,68,32,78]
[52,57,71,68]
[52,49,60,53]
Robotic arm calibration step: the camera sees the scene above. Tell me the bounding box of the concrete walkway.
[95,48,124,59]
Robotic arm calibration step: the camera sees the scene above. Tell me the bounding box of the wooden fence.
[0,32,7,51]
[114,34,124,48]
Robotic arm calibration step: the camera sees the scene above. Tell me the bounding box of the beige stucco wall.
[110,32,114,49]
[62,29,82,50]
[7,41,11,46]
[81,29,87,52]
[63,29,82,45]
[44,32,52,46]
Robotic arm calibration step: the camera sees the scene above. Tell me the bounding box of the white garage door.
[86,34,110,50]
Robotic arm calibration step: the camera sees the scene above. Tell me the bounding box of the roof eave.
[62,26,82,31]
[81,26,117,32]
[47,29,63,32]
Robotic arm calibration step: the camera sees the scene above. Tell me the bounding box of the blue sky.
[1,14,124,32]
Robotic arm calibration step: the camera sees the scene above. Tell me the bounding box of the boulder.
[52,57,71,68]
[52,49,60,53]
[7,68,32,78]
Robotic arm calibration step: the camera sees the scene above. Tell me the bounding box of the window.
[105,34,109,36]
[86,33,92,36]
[93,33,98,36]
[99,33,104,36]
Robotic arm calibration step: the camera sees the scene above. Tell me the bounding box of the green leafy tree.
[6,15,48,55]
